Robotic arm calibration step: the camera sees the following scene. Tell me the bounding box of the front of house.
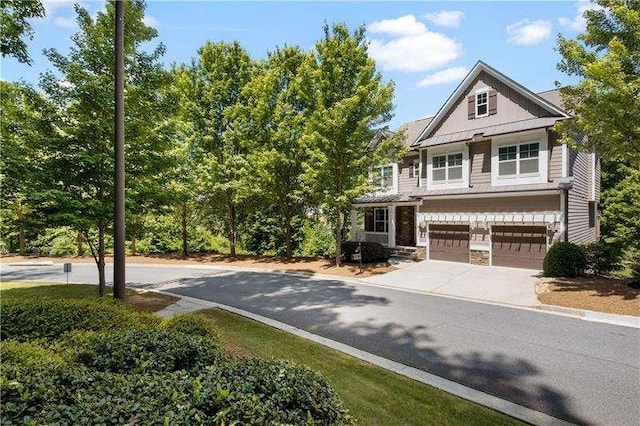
[351,61,600,270]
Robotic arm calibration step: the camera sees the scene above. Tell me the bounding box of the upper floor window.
[498,142,539,176]
[476,89,489,117]
[432,152,463,183]
[378,165,394,190]
[412,158,420,178]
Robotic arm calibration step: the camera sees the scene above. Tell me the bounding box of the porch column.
[388,205,396,247]
[350,209,358,241]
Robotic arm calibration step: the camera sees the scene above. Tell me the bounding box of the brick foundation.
[469,250,490,266]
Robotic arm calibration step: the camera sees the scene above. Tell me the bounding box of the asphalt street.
[2,263,639,425]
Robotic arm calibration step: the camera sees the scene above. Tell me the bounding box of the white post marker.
[63,263,72,284]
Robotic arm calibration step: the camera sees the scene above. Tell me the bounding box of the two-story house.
[351,61,599,270]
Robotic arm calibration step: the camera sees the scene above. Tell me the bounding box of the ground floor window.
[374,207,389,233]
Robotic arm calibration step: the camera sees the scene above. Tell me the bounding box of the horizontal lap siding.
[398,155,419,193]
[420,195,560,213]
[548,132,563,181]
[470,140,491,185]
[567,149,596,244]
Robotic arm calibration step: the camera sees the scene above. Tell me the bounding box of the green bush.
[298,220,336,258]
[341,241,390,263]
[31,227,77,256]
[0,340,67,369]
[162,313,222,342]
[543,242,588,277]
[584,241,620,275]
[1,357,353,425]
[74,329,225,374]
[0,299,160,341]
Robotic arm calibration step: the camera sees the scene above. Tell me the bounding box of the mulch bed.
[536,276,640,316]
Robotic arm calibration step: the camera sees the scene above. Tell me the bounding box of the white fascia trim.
[414,189,560,201]
[414,61,570,146]
[491,129,549,187]
[426,142,470,190]
[591,152,596,201]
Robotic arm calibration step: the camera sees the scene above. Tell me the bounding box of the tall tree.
[0,0,45,64]
[555,0,640,162]
[300,23,402,266]
[233,46,312,257]
[179,41,254,257]
[37,0,174,295]
[0,81,54,254]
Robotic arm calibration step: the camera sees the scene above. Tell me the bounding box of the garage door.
[429,224,469,263]
[491,226,547,269]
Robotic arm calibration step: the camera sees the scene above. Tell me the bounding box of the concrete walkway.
[362,259,541,307]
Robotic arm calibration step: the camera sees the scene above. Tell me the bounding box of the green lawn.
[0,281,178,312]
[200,308,522,426]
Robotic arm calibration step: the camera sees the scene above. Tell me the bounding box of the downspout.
[563,188,569,242]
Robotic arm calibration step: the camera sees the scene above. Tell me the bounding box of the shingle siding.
[567,148,597,244]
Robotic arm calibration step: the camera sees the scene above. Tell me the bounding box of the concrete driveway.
[362,260,540,307]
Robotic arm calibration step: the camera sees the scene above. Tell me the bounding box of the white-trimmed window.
[498,142,540,176]
[491,131,548,186]
[412,158,420,177]
[378,165,394,189]
[476,89,489,117]
[374,207,388,233]
[432,152,463,183]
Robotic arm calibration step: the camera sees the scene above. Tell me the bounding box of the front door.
[396,206,416,246]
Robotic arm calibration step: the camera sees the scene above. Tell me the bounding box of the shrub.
[543,242,588,277]
[0,340,67,369]
[584,241,620,275]
[341,241,390,263]
[162,313,222,342]
[298,220,336,258]
[74,329,225,374]
[0,299,160,341]
[31,227,78,256]
[1,359,353,425]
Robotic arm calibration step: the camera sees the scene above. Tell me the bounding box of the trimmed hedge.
[543,242,588,277]
[74,329,225,374]
[341,241,390,263]
[162,312,222,343]
[0,298,160,342]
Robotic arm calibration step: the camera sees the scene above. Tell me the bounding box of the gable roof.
[397,116,433,147]
[413,61,571,146]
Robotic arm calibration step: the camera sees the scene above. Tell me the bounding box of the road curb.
[154,290,574,426]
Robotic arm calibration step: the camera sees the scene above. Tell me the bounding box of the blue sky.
[2,1,593,128]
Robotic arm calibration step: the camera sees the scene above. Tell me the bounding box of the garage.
[429,224,469,263]
[491,226,547,269]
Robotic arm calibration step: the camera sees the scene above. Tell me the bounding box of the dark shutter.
[421,150,427,179]
[467,95,475,119]
[364,209,374,232]
[489,90,497,115]
[409,158,414,178]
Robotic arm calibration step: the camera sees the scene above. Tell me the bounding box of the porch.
[350,202,420,248]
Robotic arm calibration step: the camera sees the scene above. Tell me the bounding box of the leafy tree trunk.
[18,226,25,255]
[76,232,84,256]
[97,223,106,297]
[335,211,342,267]
[284,212,293,258]
[181,202,188,258]
[131,235,137,257]
[228,200,237,257]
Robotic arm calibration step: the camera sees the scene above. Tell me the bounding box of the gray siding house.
[351,61,599,270]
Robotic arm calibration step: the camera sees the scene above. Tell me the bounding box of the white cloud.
[367,15,426,37]
[558,0,603,32]
[143,15,159,28]
[416,66,469,88]
[424,10,464,28]
[42,1,76,17]
[367,15,462,72]
[506,19,552,45]
[53,16,77,29]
